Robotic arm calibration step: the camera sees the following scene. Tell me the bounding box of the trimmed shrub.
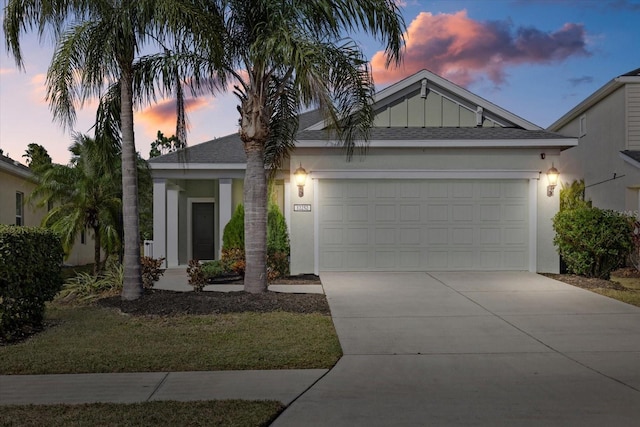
[186,259,206,292]
[221,202,290,281]
[201,259,233,279]
[267,203,290,280]
[222,204,244,250]
[559,180,591,211]
[141,256,165,289]
[0,225,64,342]
[553,207,633,279]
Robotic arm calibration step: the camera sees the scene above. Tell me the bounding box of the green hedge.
[0,225,64,342]
[220,203,290,281]
[553,207,633,279]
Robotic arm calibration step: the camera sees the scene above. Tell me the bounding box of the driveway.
[273,272,640,426]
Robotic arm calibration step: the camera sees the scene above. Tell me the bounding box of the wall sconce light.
[546,163,559,197]
[294,164,308,197]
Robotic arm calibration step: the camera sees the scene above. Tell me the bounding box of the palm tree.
[31,134,122,275]
[3,0,223,300]
[206,0,405,293]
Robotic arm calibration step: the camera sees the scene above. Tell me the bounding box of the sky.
[1,0,639,165]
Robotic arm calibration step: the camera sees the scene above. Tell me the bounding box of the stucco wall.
[288,147,561,274]
[556,86,639,212]
[1,168,95,266]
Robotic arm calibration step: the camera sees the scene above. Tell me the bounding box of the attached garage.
[318,179,530,271]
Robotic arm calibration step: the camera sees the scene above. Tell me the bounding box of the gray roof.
[622,68,640,77]
[149,109,323,164]
[149,110,569,165]
[621,150,640,163]
[297,126,568,141]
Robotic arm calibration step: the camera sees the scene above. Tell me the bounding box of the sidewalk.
[0,370,328,406]
[0,267,327,407]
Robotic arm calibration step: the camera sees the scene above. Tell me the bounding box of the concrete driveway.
[273,272,640,426]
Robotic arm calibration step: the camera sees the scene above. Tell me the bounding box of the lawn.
[547,268,640,308]
[0,400,284,427]
[0,304,342,374]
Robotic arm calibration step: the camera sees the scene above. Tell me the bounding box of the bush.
[553,207,633,279]
[221,203,290,282]
[58,260,123,303]
[141,256,165,289]
[0,225,64,342]
[222,204,244,249]
[221,248,246,277]
[186,259,206,292]
[267,203,290,280]
[201,259,233,279]
[559,180,592,211]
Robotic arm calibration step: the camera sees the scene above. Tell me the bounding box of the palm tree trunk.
[243,140,268,293]
[120,68,143,300]
[93,225,102,275]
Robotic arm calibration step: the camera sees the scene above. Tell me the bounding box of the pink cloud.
[136,97,209,136]
[371,10,590,87]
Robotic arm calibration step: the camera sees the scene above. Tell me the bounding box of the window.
[15,192,24,226]
[579,114,587,137]
[47,200,54,212]
[81,229,86,245]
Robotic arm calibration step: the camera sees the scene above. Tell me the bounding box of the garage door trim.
[312,171,538,274]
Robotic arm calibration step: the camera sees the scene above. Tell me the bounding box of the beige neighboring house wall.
[0,153,95,266]
[548,68,640,214]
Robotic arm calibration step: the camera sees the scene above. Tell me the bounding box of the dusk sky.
[1,0,639,165]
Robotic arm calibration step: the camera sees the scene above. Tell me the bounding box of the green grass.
[0,305,342,374]
[0,400,283,427]
[605,273,640,308]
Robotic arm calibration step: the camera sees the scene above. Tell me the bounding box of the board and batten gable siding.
[627,83,640,149]
[373,87,502,128]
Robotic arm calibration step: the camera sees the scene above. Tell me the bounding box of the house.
[0,152,94,265]
[548,68,640,213]
[149,69,577,274]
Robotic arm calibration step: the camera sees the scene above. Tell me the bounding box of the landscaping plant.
[0,225,64,342]
[553,207,633,279]
[221,203,290,281]
[187,259,206,292]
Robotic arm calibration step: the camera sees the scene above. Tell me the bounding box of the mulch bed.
[98,274,328,316]
[542,273,627,291]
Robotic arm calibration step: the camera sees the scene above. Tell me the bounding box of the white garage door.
[318,179,529,271]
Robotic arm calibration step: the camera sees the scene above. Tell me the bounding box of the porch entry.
[192,202,215,260]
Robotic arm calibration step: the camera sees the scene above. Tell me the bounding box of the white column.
[284,180,291,232]
[152,179,167,267]
[529,178,538,273]
[167,187,180,267]
[218,179,233,257]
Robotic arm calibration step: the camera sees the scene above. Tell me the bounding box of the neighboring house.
[0,152,94,266]
[548,68,640,213]
[150,69,576,274]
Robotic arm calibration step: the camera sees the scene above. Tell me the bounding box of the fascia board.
[148,163,246,170]
[309,169,541,180]
[619,152,640,169]
[295,138,577,148]
[0,161,33,180]
[305,69,542,131]
[548,79,622,131]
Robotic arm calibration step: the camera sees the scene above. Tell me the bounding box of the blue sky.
[1,0,639,164]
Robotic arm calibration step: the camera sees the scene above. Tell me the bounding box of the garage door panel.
[319,179,529,271]
[321,204,343,222]
[375,204,396,221]
[346,182,369,198]
[400,204,420,221]
[347,205,368,222]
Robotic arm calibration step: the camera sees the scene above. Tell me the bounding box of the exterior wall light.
[546,164,559,197]
[294,164,308,197]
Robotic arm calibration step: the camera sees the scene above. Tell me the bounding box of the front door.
[192,202,215,260]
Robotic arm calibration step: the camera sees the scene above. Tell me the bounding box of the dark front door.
[192,202,215,260]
